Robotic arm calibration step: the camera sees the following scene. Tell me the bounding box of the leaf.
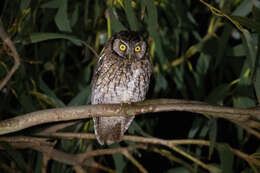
[231,16,260,33]
[188,118,205,138]
[208,118,217,159]
[215,24,233,68]
[34,153,42,173]
[39,78,65,107]
[231,44,246,56]
[109,8,126,33]
[241,29,257,81]
[124,0,139,30]
[20,0,31,10]
[253,5,260,23]
[19,92,37,113]
[233,96,256,108]
[216,144,234,173]
[29,32,83,46]
[232,0,252,16]
[143,0,167,65]
[154,72,168,92]
[128,121,151,137]
[54,0,72,32]
[205,84,230,104]
[70,4,79,27]
[196,53,210,76]
[112,153,126,173]
[41,0,61,8]
[68,86,91,106]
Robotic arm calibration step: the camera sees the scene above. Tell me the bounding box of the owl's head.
[108,30,148,60]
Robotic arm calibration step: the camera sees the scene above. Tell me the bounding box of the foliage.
[0,0,260,172]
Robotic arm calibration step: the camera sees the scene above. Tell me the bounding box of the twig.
[0,22,20,90]
[122,150,148,173]
[39,133,260,169]
[1,135,259,171]
[151,148,195,172]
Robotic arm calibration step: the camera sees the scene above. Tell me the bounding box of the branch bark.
[0,21,20,90]
[0,99,259,137]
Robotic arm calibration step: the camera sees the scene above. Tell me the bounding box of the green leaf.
[253,34,260,100]
[70,4,79,27]
[128,121,152,137]
[34,153,42,173]
[196,53,210,75]
[188,118,205,138]
[54,0,72,32]
[39,78,65,107]
[20,0,31,10]
[233,96,256,108]
[208,118,217,159]
[41,0,61,8]
[232,0,252,16]
[68,86,91,106]
[231,44,246,56]
[143,0,167,65]
[112,153,126,173]
[215,24,233,68]
[124,0,139,30]
[253,5,260,23]
[19,92,37,113]
[216,144,234,173]
[205,84,230,104]
[231,16,260,33]
[241,29,257,80]
[110,8,126,33]
[29,32,83,46]
[154,72,168,92]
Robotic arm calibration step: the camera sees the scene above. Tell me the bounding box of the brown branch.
[0,99,259,137]
[0,21,20,90]
[122,150,148,173]
[0,135,146,172]
[3,134,259,172]
[39,132,260,169]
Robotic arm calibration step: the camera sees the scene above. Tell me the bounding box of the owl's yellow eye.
[119,44,126,51]
[135,46,141,52]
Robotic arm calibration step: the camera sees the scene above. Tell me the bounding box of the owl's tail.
[93,116,134,145]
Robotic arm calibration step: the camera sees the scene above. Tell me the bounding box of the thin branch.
[39,132,260,168]
[0,99,259,137]
[122,150,148,173]
[0,21,20,90]
[151,148,195,172]
[77,144,147,161]
[1,135,259,171]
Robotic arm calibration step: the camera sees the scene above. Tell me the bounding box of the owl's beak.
[127,52,133,60]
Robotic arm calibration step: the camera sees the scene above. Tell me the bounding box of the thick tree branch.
[0,99,259,137]
[0,21,20,90]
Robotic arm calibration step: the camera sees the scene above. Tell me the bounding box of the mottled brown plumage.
[91,31,152,145]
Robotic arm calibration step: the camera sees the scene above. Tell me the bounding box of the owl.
[91,30,152,145]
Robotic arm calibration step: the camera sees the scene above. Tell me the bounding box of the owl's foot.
[120,101,132,106]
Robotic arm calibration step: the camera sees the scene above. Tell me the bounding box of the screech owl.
[91,30,152,145]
